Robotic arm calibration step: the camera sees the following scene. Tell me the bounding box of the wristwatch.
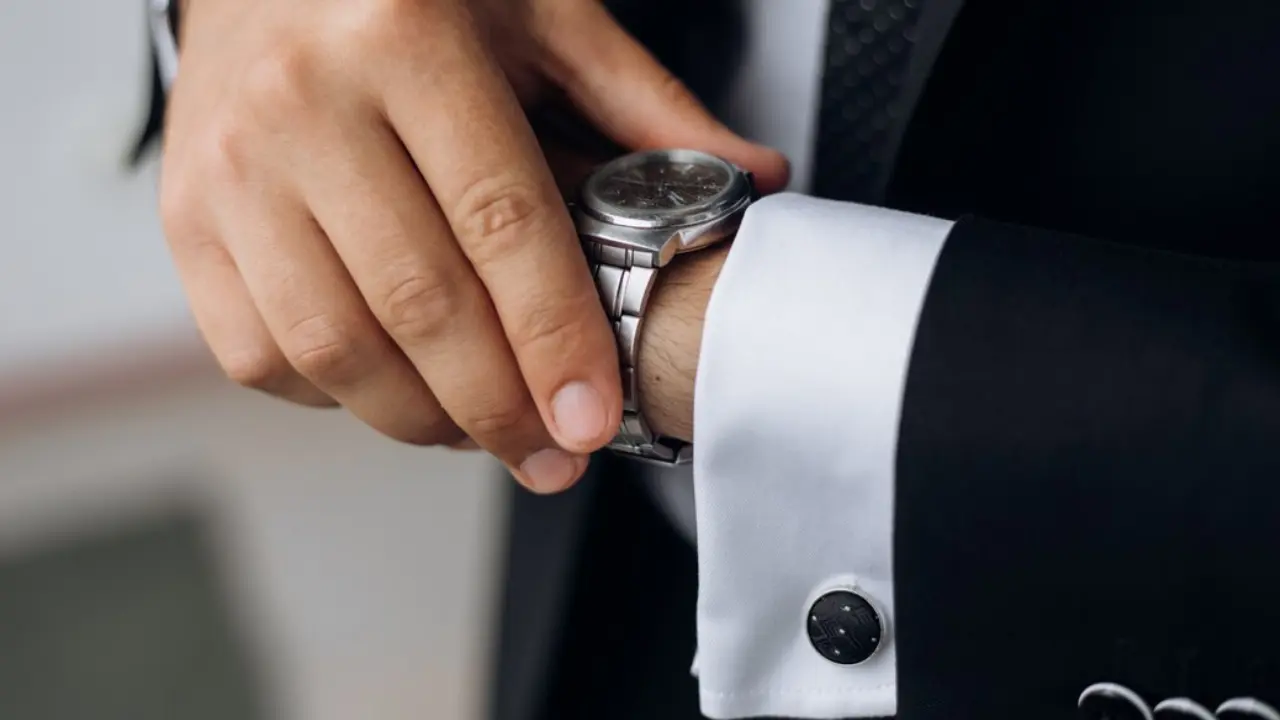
[572,148,757,465]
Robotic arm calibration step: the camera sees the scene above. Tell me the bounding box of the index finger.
[374,3,622,454]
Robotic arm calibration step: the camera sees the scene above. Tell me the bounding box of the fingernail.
[551,381,608,448]
[519,448,580,494]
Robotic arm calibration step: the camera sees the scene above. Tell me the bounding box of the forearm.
[634,245,725,443]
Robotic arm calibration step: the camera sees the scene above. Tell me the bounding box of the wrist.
[635,245,730,443]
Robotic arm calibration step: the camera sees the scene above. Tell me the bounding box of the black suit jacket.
[141,1,1280,717]
[493,1,1280,719]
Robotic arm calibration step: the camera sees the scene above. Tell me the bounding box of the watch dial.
[593,157,732,214]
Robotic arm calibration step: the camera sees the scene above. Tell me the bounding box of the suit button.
[1153,698,1214,720]
[1078,683,1153,720]
[1217,698,1280,720]
[806,589,883,665]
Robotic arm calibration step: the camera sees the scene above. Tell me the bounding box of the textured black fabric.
[506,0,1280,717]
[535,461,703,720]
[487,474,598,720]
[887,0,1280,259]
[137,0,1280,716]
[810,0,926,202]
[895,217,1280,718]
[886,12,1280,709]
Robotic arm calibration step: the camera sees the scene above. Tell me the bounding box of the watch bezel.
[579,148,752,229]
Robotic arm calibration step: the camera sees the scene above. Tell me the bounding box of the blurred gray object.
[0,510,266,720]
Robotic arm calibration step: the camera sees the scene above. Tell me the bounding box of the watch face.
[582,149,743,227]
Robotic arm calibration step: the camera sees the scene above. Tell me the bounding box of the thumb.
[537,1,792,193]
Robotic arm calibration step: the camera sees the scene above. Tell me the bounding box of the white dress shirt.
[641,0,833,545]
[649,1,959,717]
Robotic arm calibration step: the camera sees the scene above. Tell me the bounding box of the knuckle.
[291,339,364,387]
[511,299,594,357]
[377,273,463,343]
[454,176,548,260]
[157,172,203,242]
[528,0,569,44]
[467,399,535,439]
[283,315,366,386]
[343,0,428,51]
[239,45,316,116]
[393,415,466,447]
[193,113,255,186]
[221,346,289,391]
[656,69,696,108]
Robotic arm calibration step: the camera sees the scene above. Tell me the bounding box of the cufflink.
[805,587,885,665]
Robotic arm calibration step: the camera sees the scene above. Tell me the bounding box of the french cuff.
[692,193,952,719]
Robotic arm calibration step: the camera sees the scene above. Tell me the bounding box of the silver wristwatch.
[572,148,757,465]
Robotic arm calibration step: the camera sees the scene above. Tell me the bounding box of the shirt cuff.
[691,193,952,719]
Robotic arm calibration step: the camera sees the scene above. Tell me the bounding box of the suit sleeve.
[691,193,1280,718]
[891,213,1280,714]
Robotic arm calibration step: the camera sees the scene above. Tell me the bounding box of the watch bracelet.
[583,241,693,465]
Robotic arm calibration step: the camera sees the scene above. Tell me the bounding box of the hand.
[159,0,789,492]
[457,225,720,450]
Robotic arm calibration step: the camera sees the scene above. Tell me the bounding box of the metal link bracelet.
[583,240,693,465]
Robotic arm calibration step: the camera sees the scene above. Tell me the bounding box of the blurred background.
[1,3,506,718]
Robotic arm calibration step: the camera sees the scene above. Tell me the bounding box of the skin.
[452,236,717,451]
[161,0,788,493]
[632,245,727,444]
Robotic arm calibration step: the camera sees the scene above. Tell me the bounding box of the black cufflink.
[806,589,884,665]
